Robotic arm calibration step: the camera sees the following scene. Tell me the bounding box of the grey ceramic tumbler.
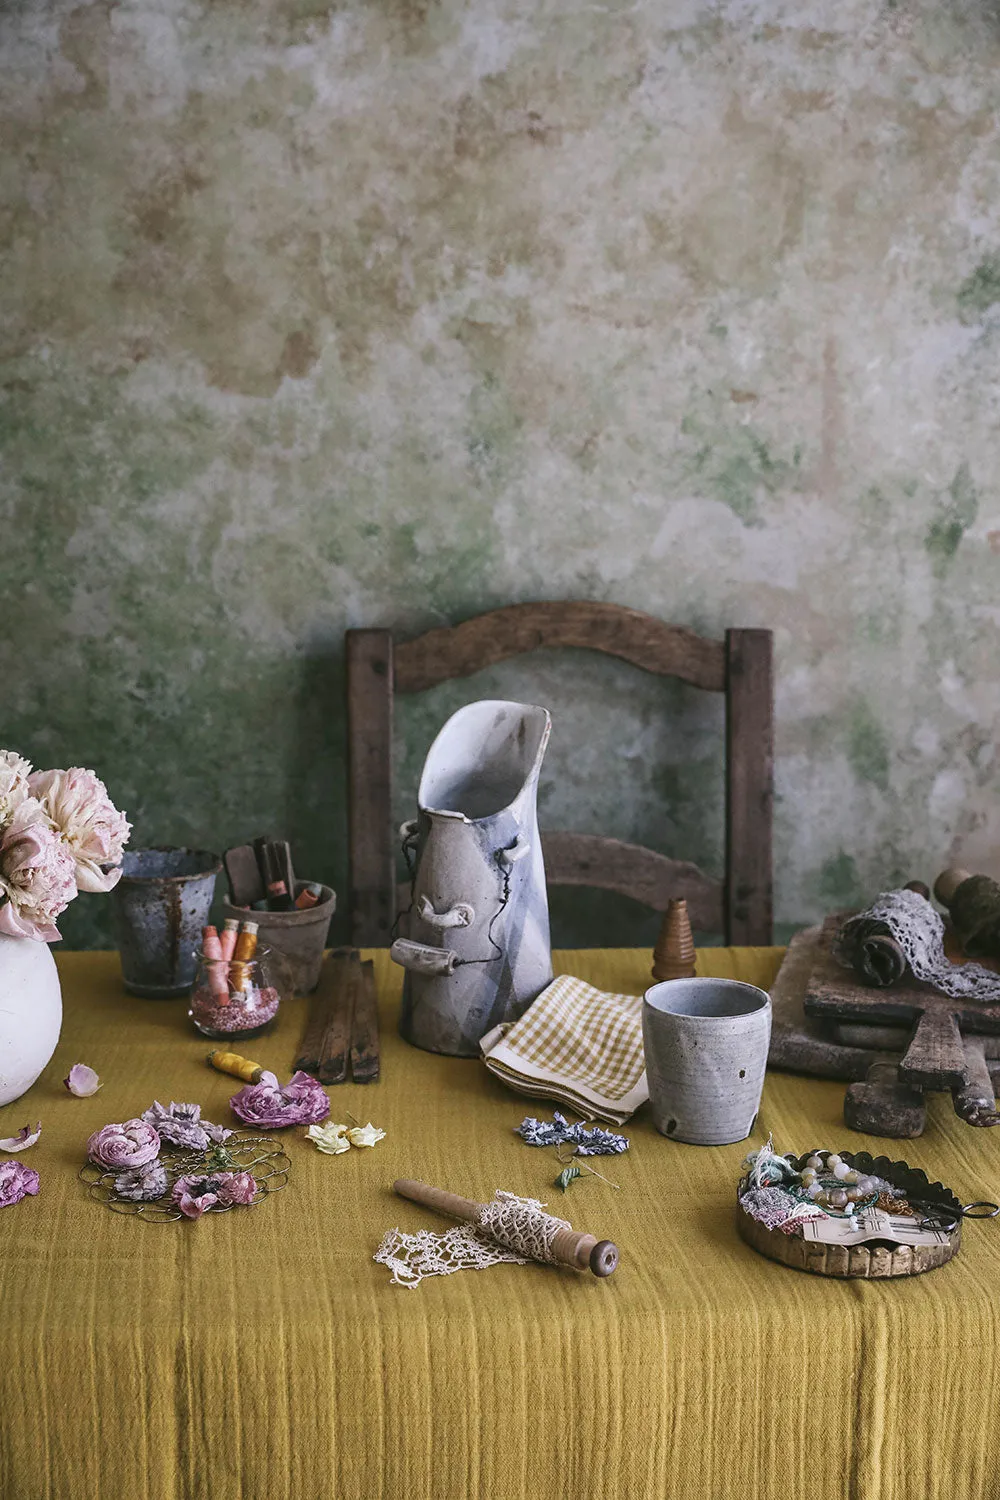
[642,977,772,1145]
[110,847,221,998]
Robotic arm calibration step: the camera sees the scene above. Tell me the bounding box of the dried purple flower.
[0,1159,40,1207]
[217,1171,257,1206]
[516,1112,629,1156]
[141,1100,210,1152]
[87,1118,160,1170]
[139,1101,231,1150]
[114,1160,168,1202]
[171,1171,256,1218]
[172,1175,221,1218]
[229,1070,330,1129]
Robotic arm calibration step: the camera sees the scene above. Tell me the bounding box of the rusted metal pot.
[222,883,335,995]
[110,847,221,998]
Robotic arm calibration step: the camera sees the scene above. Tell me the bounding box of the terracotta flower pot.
[222,883,335,995]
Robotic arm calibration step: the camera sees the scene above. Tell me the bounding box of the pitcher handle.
[417,895,475,930]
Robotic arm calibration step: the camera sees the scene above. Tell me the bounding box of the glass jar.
[188,948,280,1040]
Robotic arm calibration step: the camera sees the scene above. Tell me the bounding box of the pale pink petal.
[64,1063,102,1097]
[74,860,122,894]
[0,900,59,942]
[0,1122,41,1152]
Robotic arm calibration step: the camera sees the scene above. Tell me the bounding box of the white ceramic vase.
[0,934,62,1107]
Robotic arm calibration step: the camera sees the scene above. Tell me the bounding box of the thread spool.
[207,1049,264,1084]
[855,933,906,988]
[934,868,1000,959]
[393,1178,619,1277]
[219,918,239,962]
[652,899,697,983]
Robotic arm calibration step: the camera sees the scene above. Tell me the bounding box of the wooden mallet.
[393,1178,619,1277]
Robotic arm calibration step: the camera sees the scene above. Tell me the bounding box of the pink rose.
[87,1119,161,1171]
[0,799,77,942]
[0,1160,40,1207]
[28,768,130,894]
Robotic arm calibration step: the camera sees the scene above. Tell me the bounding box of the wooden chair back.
[346,601,773,947]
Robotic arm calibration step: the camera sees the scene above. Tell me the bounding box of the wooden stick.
[317,949,359,1084]
[350,958,380,1084]
[392,1178,619,1277]
[295,973,335,1074]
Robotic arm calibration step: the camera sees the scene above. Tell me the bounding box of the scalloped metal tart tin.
[736,1149,962,1279]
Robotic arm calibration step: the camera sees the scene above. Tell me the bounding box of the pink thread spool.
[202,926,230,1002]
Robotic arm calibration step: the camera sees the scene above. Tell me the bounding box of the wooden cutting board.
[804,915,1000,1090]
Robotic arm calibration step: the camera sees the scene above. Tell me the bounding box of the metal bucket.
[110,847,221,998]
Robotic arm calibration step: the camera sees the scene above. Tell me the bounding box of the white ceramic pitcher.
[392,700,553,1056]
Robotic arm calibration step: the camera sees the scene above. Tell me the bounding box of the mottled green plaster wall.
[3,0,1000,949]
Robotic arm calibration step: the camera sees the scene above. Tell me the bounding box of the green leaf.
[555,1165,581,1191]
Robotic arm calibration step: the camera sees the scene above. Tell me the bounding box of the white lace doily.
[834,889,1000,1004]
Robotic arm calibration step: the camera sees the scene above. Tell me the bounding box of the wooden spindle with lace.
[392,1178,619,1276]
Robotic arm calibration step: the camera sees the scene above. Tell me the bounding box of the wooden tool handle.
[391,1179,619,1277]
[393,1178,481,1224]
[953,1036,1000,1127]
[899,1007,970,1090]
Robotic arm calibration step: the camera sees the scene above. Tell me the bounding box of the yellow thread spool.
[207,1049,263,1084]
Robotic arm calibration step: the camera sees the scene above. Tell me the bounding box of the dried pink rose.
[87,1118,161,1171]
[64,1063,102,1097]
[217,1171,257,1206]
[0,751,32,825]
[171,1171,258,1218]
[28,767,130,894]
[114,1160,168,1202]
[0,799,77,941]
[0,1122,41,1152]
[172,1175,221,1218]
[229,1070,330,1129]
[0,1159,40,1207]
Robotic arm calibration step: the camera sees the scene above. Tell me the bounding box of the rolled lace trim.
[834,888,1000,1003]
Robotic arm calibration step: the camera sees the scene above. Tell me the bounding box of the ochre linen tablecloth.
[2,947,1000,1500]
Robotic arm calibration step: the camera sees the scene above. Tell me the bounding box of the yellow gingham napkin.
[479,974,648,1126]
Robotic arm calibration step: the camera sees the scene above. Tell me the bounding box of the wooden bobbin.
[652,898,697,983]
[392,1178,619,1277]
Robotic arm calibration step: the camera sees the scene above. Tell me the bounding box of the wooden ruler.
[295,948,380,1084]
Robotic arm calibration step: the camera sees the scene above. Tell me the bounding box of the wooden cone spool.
[652,899,696,982]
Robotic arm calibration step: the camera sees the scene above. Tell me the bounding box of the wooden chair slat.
[394,601,726,694]
[540,832,723,932]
